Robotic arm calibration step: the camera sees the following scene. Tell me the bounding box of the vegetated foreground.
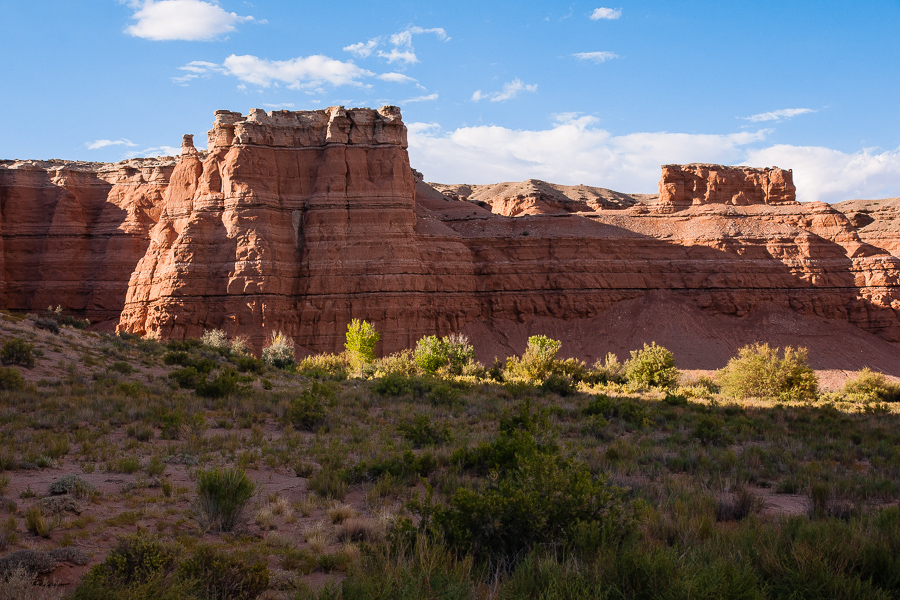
[2,311,900,599]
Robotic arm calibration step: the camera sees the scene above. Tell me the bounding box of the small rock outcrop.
[658,163,796,209]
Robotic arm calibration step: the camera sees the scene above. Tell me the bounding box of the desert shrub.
[582,394,650,428]
[715,487,765,522]
[93,530,181,583]
[509,335,562,383]
[592,352,627,384]
[414,333,476,376]
[195,467,255,532]
[349,451,439,485]
[624,342,678,388]
[540,372,576,396]
[397,414,451,448]
[424,429,630,562]
[178,544,269,600]
[297,353,348,380]
[261,331,295,369]
[843,368,900,402]
[48,474,96,498]
[42,305,89,329]
[194,368,246,399]
[200,329,229,350]
[286,381,333,431]
[108,361,135,375]
[375,349,420,377]
[345,319,380,374]
[229,353,265,374]
[692,414,729,446]
[229,336,250,356]
[32,316,60,334]
[1,338,35,368]
[717,343,818,401]
[0,366,24,391]
[308,468,348,501]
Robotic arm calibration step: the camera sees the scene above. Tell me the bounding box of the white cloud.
[345,26,449,65]
[377,72,417,83]
[408,116,767,192]
[590,7,622,20]
[377,48,419,64]
[125,0,255,41]
[125,145,181,158]
[403,93,438,103]
[262,102,295,109]
[86,138,137,150]
[573,51,619,63]
[743,108,816,123]
[744,144,900,203]
[177,54,373,89]
[472,79,538,103]
[344,39,378,58]
[408,116,900,203]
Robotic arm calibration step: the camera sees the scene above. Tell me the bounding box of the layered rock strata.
[2,107,900,366]
[0,158,173,325]
[658,163,796,209]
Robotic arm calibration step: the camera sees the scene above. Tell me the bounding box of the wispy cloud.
[124,0,257,41]
[124,145,181,158]
[174,54,374,89]
[403,93,438,103]
[262,102,295,109]
[86,138,137,150]
[590,7,622,20]
[344,26,450,66]
[573,51,618,63]
[472,79,538,102]
[742,108,816,123]
[377,72,417,83]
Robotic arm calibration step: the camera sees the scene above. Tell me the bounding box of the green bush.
[1,338,35,368]
[261,331,295,369]
[178,544,269,600]
[397,414,451,447]
[624,342,678,388]
[514,335,562,383]
[195,467,255,532]
[345,319,380,374]
[426,434,630,561]
[286,381,332,430]
[0,366,25,391]
[297,353,348,380]
[717,343,818,401]
[843,368,900,402]
[414,333,476,375]
[95,530,181,583]
[582,394,650,428]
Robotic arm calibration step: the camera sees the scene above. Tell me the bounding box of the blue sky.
[1,0,899,202]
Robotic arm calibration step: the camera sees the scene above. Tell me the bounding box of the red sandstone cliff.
[2,107,900,370]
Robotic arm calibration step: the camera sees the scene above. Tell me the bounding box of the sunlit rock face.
[2,106,900,366]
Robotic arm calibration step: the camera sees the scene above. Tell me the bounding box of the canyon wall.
[2,107,900,367]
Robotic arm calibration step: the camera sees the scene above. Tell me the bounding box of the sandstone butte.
[2,105,900,371]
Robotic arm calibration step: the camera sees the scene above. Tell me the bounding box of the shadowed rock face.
[2,106,900,367]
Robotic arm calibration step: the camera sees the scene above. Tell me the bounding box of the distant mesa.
[1,106,899,372]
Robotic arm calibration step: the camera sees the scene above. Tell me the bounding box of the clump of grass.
[326,503,357,524]
[195,467,256,532]
[24,505,57,538]
[717,343,818,401]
